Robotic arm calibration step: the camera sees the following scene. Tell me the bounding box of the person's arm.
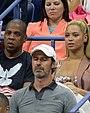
[64,82,88,96]
[64,88,78,113]
[23,82,31,88]
[77,87,88,96]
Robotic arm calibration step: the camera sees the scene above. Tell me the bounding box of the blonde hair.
[66,20,89,35]
[66,20,90,58]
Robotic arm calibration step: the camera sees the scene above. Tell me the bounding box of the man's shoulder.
[23,51,31,58]
[18,51,32,62]
[55,82,75,95]
[22,51,32,63]
[10,87,30,105]
[13,87,29,98]
[17,87,29,93]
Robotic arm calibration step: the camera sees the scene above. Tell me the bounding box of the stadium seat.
[27,2,35,23]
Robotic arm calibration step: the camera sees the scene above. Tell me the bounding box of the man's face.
[32,51,54,79]
[4,22,26,53]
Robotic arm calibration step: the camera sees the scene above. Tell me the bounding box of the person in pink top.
[23,0,71,60]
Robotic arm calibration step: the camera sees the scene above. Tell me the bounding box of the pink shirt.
[23,19,68,60]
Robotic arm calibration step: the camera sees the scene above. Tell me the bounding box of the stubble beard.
[33,69,50,79]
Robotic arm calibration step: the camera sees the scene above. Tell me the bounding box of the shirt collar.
[29,80,57,91]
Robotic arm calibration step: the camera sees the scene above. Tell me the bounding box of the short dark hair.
[41,0,71,22]
[0,93,9,107]
[6,19,27,34]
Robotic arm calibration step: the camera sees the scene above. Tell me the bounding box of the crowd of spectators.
[23,0,71,60]
[0,0,90,113]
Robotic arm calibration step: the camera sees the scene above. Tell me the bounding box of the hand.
[64,82,78,94]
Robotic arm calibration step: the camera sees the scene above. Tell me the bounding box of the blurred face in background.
[45,0,64,21]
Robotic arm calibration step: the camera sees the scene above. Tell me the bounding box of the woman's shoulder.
[27,19,47,26]
[82,55,90,62]
[27,21,42,28]
[26,21,42,35]
[27,18,47,27]
[28,21,41,25]
[26,19,47,36]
